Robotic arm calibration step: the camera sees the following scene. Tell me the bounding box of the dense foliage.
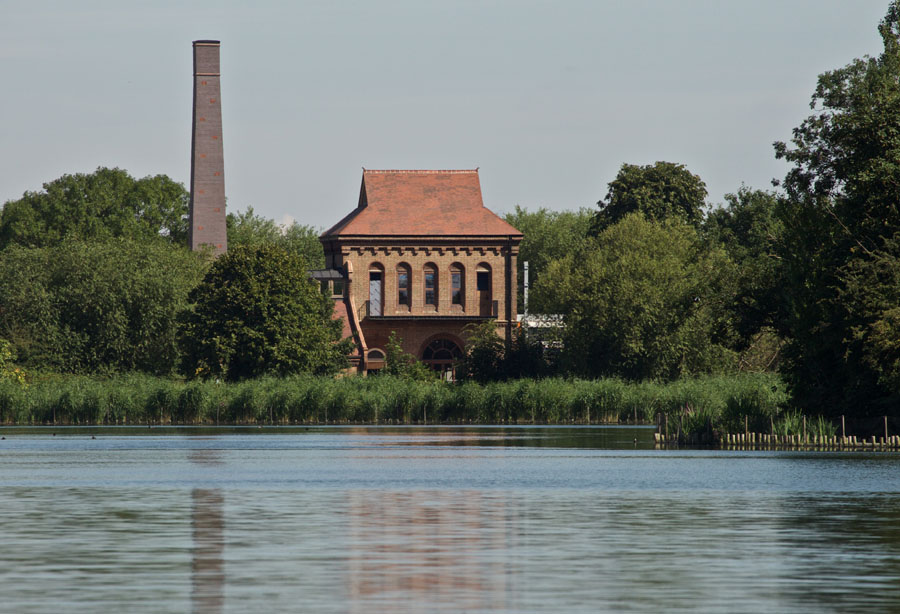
[704,187,786,369]
[227,206,325,268]
[773,2,900,415]
[0,372,787,430]
[0,167,189,249]
[178,244,351,380]
[459,321,549,382]
[503,206,592,313]
[0,339,27,387]
[537,214,737,379]
[0,239,207,374]
[383,332,434,381]
[591,161,708,233]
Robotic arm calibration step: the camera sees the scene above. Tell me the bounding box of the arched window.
[450,263,465,309]
[422,338,463,379]
[369,263,384,317]
[424,263,438,308]
[476,263,492,316]
[366,348,386,374]
[396,263,411,310]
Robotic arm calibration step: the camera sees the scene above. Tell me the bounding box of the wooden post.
[803,415,807,445]
[665,413,669,442]
[770,415,774,436]
[885,416,889,442]
[841,415,846,440]
[744,415,749,440]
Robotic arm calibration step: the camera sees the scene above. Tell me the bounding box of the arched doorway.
[421,337,463,381]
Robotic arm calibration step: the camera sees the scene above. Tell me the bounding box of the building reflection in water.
[189,449,224,614]
[347,490,512,613]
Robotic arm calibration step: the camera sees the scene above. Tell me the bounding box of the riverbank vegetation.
[0,373,787,429]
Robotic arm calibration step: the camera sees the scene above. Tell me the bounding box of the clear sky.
[0,0,890,229]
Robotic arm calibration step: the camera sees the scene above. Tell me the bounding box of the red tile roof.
[322,170,522,237]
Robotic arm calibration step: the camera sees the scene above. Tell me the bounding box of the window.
[422,338,463,380]
[369,264,384,317]
[423,338,463,361]
[397,264,410,308]
[477,271,490,291]
[477,264,492,317]
[424,264,437,306]
[332,279,344,297]
[450,264,464,306]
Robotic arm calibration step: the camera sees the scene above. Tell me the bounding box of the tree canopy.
[537,213,737,380]
[0,239,207,374]
[773,1,900,415]
[503,206,592,313]
[592,161,708,234]
[227,207,325,269]
[178,244,351,380]
[704,187,785,349]
[0,167,189,250]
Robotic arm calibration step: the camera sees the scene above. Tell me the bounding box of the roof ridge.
[362,169,478,175]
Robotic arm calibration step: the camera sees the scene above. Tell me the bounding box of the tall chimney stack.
[189,40,227,255]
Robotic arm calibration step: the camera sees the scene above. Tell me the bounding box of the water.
[1,426,899,613]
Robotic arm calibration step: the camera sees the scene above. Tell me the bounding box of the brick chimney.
[189,40,227,255]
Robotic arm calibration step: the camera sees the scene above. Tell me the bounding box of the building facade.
[316,169,522,376]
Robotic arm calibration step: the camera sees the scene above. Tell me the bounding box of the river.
[0,426,898,613]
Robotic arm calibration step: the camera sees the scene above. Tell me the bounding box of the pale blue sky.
[0,0,889,229]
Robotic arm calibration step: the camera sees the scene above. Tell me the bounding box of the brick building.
[316,169,523,376]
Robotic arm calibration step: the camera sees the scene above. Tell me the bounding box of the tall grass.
[0,372,789,429]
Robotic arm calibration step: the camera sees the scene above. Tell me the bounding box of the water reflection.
[1,429,900,613]
[189,449,224,614]
[347,490,512,613]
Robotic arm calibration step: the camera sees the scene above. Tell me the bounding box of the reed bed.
[0,372,789,428]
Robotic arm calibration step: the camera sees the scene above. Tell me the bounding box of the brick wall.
[189,40,227,255]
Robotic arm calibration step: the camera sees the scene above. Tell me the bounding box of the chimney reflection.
[190,449,224,614]
[347,491,510,612]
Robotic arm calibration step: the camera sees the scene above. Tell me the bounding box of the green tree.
[773,2,900,414]
[459,322,506,382]
[503,206,592,313]
[178,244,351,380]
[0,338,27,387]
[227,207,325,268]
[592,161,708,234]
[0,239,207,373]
[458,321,550,381]
[537,214,737,380]
[704,186,786,365]
[0,167,189,250]
[383,332,434,381]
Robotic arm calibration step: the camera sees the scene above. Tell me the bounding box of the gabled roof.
[322,169,522,238]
